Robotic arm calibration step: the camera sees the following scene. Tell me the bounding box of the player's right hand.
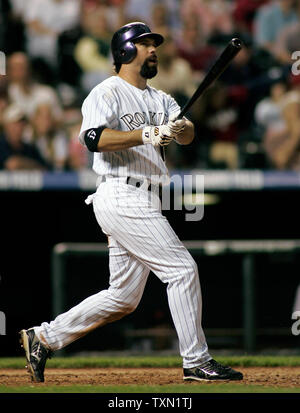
[142,125,175,147]
[168,116,188,134]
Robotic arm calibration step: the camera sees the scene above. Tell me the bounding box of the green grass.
[1,355,300,369]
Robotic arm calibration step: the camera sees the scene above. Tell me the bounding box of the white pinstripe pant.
[35,178,210,368]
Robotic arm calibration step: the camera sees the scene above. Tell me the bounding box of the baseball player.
[19,22,243,383]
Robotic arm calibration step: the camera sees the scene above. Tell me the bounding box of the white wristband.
[142,126,152,144]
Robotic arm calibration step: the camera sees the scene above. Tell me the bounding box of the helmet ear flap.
[119,41,137,64]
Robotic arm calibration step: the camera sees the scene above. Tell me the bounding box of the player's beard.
[140,58,158,79]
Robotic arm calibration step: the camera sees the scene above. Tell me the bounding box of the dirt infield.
[1,367,300,388]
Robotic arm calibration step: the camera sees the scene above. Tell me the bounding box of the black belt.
[126,177,162,198]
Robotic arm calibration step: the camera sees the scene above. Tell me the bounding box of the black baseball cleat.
[19,329,52,382]
[183,359,243,381]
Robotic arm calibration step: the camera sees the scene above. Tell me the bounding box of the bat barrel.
[177,38,243,119]
[231,38,242,49]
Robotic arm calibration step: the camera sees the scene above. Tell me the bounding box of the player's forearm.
[97,128,143,152]
[93,122,194,152]
[174,121,195,145]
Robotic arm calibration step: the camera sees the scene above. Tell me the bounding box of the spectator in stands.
[245,79,288,168]
[0,0,8,51]
[175,14,217,77]
[254,79,288,133]
[67,110,91,170]
[193,82,240,169]
[74,8,113,92]
[232,0,270,35]
[7,52,63,123]
[262,73,300,169]
[219,33,286,133]
[0,104,51,170]
[148,36,196,103]
[0,77,9,132]
[56,20,84,88]
[21,0,80,82]
[154,0,182,34]
[0,0,25,54]
[122,0,156,24]
[81,0,126,34]
[121,0,179,39]
[253,0,299,57]
[57,0,126,89]
[180,0,234,41]
[150,3,172,39]
[272,0,300,65]
[29,103,69,170]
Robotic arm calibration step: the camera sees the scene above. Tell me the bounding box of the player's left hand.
[142,125,175,147]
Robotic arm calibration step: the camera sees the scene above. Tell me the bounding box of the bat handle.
[176,110,186,120]
[176,109,186,120]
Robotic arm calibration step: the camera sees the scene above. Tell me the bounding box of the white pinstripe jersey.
[79,75,180,182]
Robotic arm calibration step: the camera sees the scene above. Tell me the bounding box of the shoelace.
[31,342,44,361]
[199,360,230,374]
[31,341,52,361]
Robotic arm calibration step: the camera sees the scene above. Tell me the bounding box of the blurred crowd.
[1,0,300,171]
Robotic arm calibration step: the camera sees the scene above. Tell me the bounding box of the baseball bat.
[177,38,243,119]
